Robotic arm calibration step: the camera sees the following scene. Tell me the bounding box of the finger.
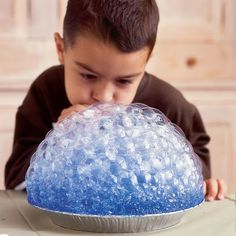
[60,108,68,116]
[57,111,76,123]
[73,104,88,112]
[216,179,227,200]
[58,104,88,122]
[61,104,87,117]
[57,115,65,123]
[203,181,206,195]
[205,179,218,201]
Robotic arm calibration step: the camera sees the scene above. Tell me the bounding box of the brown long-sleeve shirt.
[4,65,211,189]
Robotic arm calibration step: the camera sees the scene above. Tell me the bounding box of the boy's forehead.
[70,34,149,55]
[67,35,150,69]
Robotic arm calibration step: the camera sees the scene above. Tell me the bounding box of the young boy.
[5,0,226,200]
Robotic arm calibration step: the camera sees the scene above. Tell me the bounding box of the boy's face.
[55,33,150,105]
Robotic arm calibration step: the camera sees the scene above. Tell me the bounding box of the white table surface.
[0,190,235,236]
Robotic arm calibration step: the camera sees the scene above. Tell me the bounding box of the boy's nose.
[92,83,114,103]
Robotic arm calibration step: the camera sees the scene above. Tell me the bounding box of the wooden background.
[0,0,235,192]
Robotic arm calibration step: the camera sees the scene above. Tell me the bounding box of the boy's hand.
[204,178,227,201]
[57,104,89,123]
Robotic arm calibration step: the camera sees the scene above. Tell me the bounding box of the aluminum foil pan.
[31,201,203,233]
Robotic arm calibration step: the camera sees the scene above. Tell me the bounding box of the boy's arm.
[135,74,211,179]
[167,102,211,180]
[180,106,227,200]
[4,83,52,189]
[186,106,211,179]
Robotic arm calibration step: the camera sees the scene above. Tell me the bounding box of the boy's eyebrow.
[75,61,142,79]
[119,72,143,79]
[75,61,103,76]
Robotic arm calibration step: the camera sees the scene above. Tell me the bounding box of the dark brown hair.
[63,0,159,55]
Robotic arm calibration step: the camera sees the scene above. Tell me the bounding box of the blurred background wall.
[0,0,235,192]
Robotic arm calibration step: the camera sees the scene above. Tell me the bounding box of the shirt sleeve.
[187,106,211,179]
[169,103,211,180]
[134,74,211,179]
[4,82,52,189]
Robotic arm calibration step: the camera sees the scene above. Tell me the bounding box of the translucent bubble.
[152,158,163,170]
[26,103,204,216]
[105,147,117,161]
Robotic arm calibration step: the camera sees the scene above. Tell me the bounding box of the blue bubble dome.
[26,103,204,216]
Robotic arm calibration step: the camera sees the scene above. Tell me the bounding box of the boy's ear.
[54,32,65,64]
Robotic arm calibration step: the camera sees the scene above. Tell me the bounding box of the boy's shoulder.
[135,72,201,134]
[25,65,70,110]
[24,65,69,118]
[29,65,67,102]
[145,73,182,96]
[137,72,190,106]
[33,65,64,88]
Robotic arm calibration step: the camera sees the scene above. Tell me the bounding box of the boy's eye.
[80,73,97,80]
[117,79,132,85]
